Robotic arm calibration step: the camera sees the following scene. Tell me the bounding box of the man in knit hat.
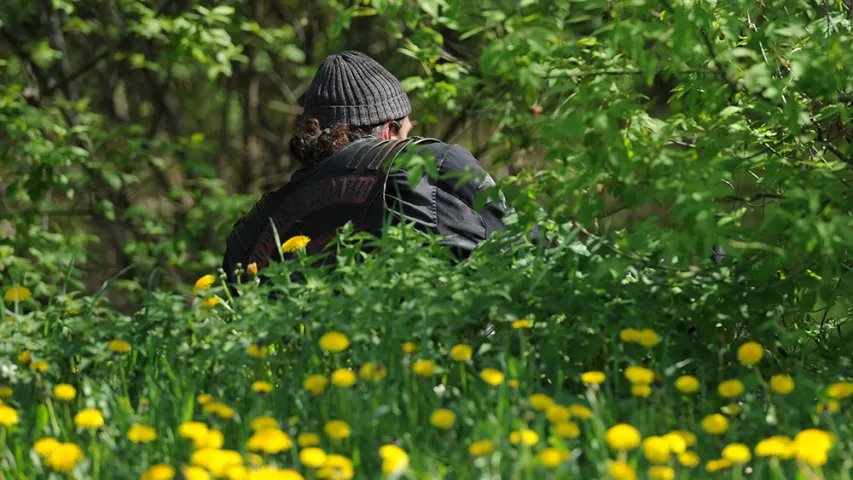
[221,50,509,282]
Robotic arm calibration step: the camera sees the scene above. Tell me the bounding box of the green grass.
[1,229,851,480]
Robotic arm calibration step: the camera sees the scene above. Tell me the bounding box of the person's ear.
[379,121,400,141]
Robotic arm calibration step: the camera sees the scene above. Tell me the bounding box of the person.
[221,50,510,284]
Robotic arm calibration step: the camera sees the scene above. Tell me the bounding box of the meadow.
[2,226,851,480]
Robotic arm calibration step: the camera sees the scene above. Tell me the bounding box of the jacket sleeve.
[384,142,508,257]
[431,144,509,255]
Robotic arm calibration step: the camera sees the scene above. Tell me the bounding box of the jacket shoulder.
[403,139,481,168]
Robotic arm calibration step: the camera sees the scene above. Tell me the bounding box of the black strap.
[345,139,387,169]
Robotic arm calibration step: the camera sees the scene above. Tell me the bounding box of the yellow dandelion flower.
[359,362,387,381]
[324,420,351,440]
[670,430,697,447]
[252,381,273,393]
[297,432,320,447]
[619,328,641,342]
[736,341,763,366]
[569,404,593,419]
[282,235,311,253]
[0,406,18,426]
[182,466,211,480]
[204,401,235,420]
[33,437,60,458]
[722,443,751,463]
[507,379,520,388]
[242,466,276,480]
[624,366,655,385]
[545,404,570,423]
[701,414,728,435]
[246,263,259,276]
[46,442,85,473]
[247,428,293,454]
[73,408,104,430]
[642,436,671,464]
[827,381,853,398]
[31,360,48,372]
[251,416,278,432]
[141,464,176,480]
[529,393,554,411]
[581,371,606,385]
[402,342,418,354]
[200,297,220,308]
[554,421,580,438]
[796,445,829,467]
[817,400,841,414]
[223,465,247,480]
[606,424,641,451]
[480,368,505,386]
[196,393,213,405]
[648,466,675,480]
[178,421,209,441]
[449,344,473,361]
[794,429,834,451]
[195,429,224,449]
[196,447,243,472]
[678,451,700,467]
[755,436,794,458]
[17,350,31,365]
[331,369,356,388]
[717,379,744,398]
[127,425,158,443]
[659,432,686,455]
[379,444,409,476]
[318,331,349,352]
[429,409,456,429]
[4,286,32,303]
[247,344,268,358]
[705,458,733,472]
[194,447,239,474]
[512,319,532,329]
[54,384,76,401]
[636,329,660,347]
[412,360,436,376]
[631,384,652,398]
[303,375,328,396]
[608,461,637,480]
[769,375,794,395]
[468,440,494,456]
[108,340,131,354]
[300,447,327,468]
[674,375,699,393]
[509,429,540,446]
[317,454,354,479]
[194,274,216,291]
[537,447,568,468]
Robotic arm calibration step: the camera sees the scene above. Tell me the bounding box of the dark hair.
[289,117,403,166]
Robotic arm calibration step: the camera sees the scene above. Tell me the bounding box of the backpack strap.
[361,137,442,173]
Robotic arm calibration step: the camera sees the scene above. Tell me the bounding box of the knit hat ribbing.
[300,50,412,128]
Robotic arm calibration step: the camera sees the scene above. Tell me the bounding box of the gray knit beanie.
[300,50,412,128]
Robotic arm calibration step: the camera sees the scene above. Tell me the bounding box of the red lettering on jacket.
[248,175,378,269]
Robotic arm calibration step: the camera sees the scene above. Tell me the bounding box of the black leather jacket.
[221,136,509,283]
